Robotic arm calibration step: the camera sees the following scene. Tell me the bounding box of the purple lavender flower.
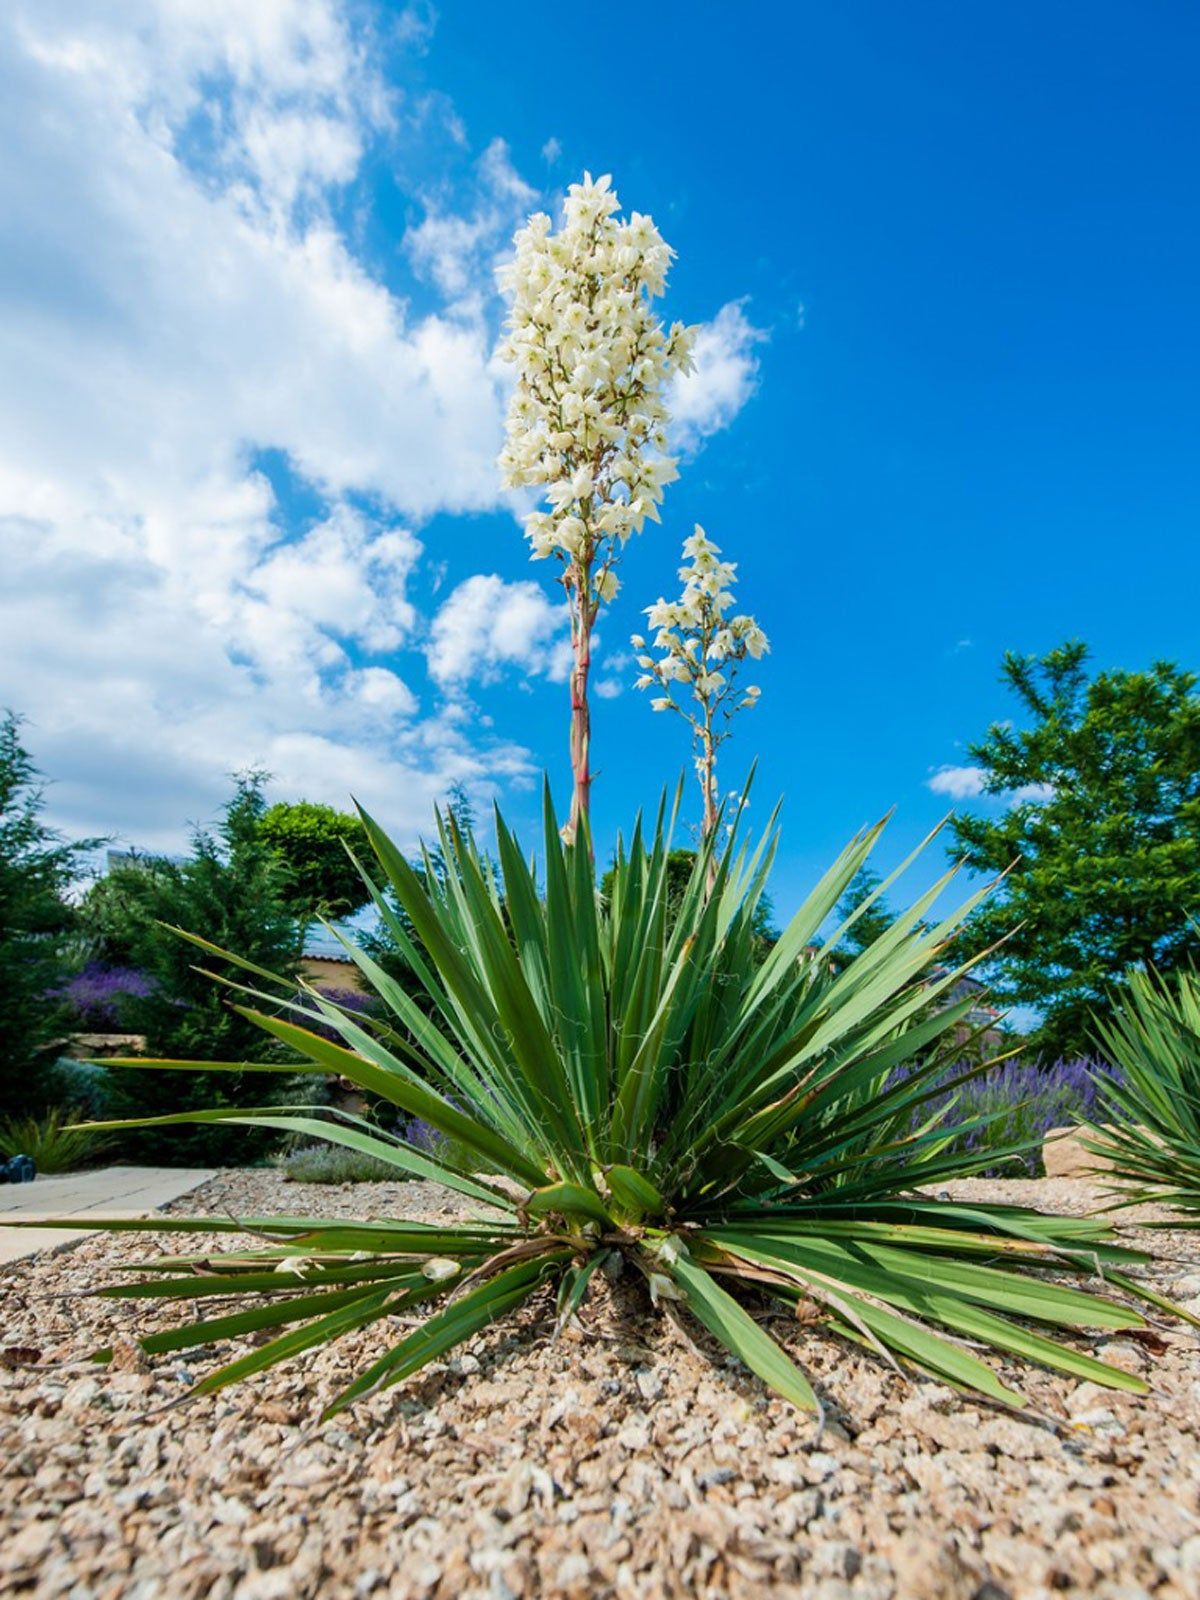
[897,1056,1120,1176]
[396,1115,441,1154]
[304,985,379,1042]
[55,963,152,1030]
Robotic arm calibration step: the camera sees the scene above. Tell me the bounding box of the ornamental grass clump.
[0,1108,109,1174]
[1086,965,1200,1222]
[35,793,1193,1421]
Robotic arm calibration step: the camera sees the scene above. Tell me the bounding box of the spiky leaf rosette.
[1086,965,1200,1222]
[30,789,1192,1420]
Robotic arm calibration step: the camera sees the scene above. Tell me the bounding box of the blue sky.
[1,2,1197,920]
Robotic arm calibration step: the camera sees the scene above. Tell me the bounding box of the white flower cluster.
[632,527,768,827]
[497,173,695,610]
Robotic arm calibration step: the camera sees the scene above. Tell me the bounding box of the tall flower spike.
[498,172,696,839]
[633,525,768,845]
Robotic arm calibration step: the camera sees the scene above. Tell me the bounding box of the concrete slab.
[0,1166,214,1265]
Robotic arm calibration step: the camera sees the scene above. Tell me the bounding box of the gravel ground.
[2,1171,1200,1600]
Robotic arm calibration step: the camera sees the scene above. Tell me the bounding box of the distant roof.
[303,915,370,961]
[106,847,184,869]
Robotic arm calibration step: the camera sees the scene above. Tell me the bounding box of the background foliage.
[903,1056,1115,1178]
[77,774,308,1162]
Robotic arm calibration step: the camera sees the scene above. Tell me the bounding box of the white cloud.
[0,9,516,519]
[670,299,766,454]
[405,212,494,299]
[426,574,570,687]
[927,765,987,800]
[541,136,562,165]
[0,2,534,850]
[352,666,418,719]
[927,766,1056,808]
[18,0,391,225]
[595,649,630,700]
[403,137,535,303]
[1,498,533,850]
[1009,782,1055,807]
[235,505,423,672]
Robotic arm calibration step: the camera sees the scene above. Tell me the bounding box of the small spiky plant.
[1087,965,1200,1223]
[0,1109,109,1173]
[35,791,1190,1420]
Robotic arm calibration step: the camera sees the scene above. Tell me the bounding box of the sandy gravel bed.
[2,1171,1199,1600]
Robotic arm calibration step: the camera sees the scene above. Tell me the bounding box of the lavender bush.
[281,1114,443,1184]
[909,1057,1115,1177]
[280,1144,405,1184]
[306,985,378,1042]
[56,963,152,1030]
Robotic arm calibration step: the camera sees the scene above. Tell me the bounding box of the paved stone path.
[0,1166,213,1265]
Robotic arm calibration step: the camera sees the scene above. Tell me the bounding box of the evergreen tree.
[0,713,96,1117]
[947,642,1200,1057]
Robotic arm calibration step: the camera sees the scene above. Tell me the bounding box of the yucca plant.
[29,790,1191,1421]
[1086,965,1200,1222]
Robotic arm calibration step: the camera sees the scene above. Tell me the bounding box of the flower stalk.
[567,575,594,826]
[498,173,694,838]
[634,526,768,854]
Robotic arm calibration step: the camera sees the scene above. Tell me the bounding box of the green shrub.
[259,800,370,919]
[279,1143,416,1184]
[43,1058,114,1122]
[55,790,1196,1422]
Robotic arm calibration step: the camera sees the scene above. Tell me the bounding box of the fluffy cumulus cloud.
[927,766,1056,808]
[928,764,1062,812]
[1008,781,1056,807]
[0,0,521,847]
[404,138,537,304]
[426,575,571,687]
[0,2,763,850]
[594,650,631,700]
[670,299,767,454]
[927,765,987,800]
